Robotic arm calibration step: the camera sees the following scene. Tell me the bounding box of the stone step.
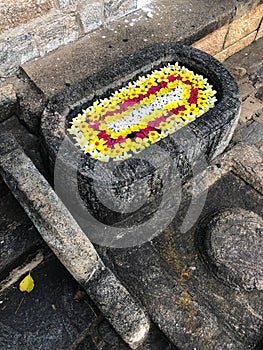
[0,181,173,349]
[0,133,150,349]
[97,170,263,349]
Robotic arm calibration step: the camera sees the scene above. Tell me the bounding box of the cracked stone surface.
[0,21,263,350]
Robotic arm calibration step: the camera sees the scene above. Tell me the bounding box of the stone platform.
[0,4,263,350]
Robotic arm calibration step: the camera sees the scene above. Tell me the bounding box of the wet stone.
[0,258,99,350]
[198,208,263,291]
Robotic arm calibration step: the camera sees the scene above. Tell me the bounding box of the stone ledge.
[0,0,262,79]
[21,0,237,97]
[192,3,263,62]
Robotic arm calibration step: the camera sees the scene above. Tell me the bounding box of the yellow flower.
[122,153,131,160]
[159,131,168,139]
[109,143,123,158]
[167,115,183,124]
[148,130,159,142]
[122,139,138,152]
[135,137,150,149]
[91,152,99,159]
[77,114,85,121]
[130,125,140,132]
[138,122,148,129]
[79,139,88,148]
[164,101,179,111]
[183,115,195,122]
[72,119,80,126]
[158,122,169,130]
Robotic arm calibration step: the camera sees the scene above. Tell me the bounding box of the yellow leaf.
[19,273,34,293]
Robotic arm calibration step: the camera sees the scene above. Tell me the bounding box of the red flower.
[189,88,198,104]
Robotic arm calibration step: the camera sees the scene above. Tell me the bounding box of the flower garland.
[68,63,217,162]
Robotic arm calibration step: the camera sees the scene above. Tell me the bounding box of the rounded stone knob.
[197,208,263,291]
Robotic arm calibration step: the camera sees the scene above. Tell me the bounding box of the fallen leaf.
[73,290,87,301]
[19,273,34,293]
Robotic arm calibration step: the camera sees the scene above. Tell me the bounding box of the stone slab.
[229,144,263,195]
[0,182,43,279]
[104,0,137,19]
[241,120,263,144]
[256,15,263,39]
[22,0,236,97]
[239,81,256,100]
[0,28,39,76]
[32,12,79,57]
[240,96,263,125]
[224,36,263,75]
[0,258,99,350]
[56,0,79,9]
[0,83,17,122]
[99,171,263,349]
[0,116,47,176]
[77,1,103,34]
[0,133,150,349]
[234,0,262,18]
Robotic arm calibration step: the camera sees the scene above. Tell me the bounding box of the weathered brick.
[235,0,262,18]
[0,30,39,76]
[77,0,103,34]
[215,31,257,62]
[33,12,79,56]
[225,4,263,47]
[104,0,137,19]
[0,0,53,35]
[192,24,229,56]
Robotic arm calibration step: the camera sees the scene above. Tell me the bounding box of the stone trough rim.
[41,41,241,188]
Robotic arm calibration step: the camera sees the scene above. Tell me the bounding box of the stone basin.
[41,42,241,248]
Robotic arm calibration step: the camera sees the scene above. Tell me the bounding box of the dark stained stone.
[0,181,43,279]
[0,258,98,350]
[0,133,150,349]
[197,208,263,291]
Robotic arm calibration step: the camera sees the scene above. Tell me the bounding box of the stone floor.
[0,36,263,350]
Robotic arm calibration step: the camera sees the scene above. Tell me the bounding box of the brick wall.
[192,3,263,62]
[0,0,262,77]
[0,0,139,76]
